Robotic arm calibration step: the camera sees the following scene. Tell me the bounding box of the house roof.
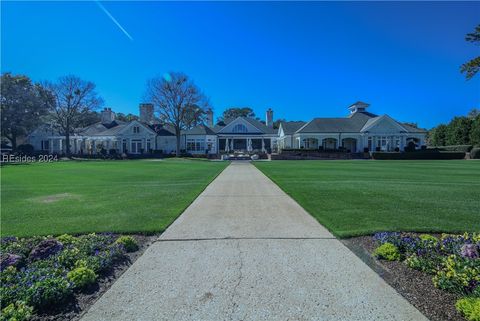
[182,124,217,135]
[211,116,277,135]
[401,123,427,133]
[149,124,176,136]
[297,112,375,133]
[280,121,306,135]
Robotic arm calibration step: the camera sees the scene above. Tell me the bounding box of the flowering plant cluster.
[373,232,480,320]
[0,233,137,320]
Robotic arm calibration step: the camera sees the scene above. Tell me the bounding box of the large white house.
[27,101,426,156]
[278,102,426,152]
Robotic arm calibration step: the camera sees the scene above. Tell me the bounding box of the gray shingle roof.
[297,112,374,133]
[280,121,306,135]
[182,125,217,135]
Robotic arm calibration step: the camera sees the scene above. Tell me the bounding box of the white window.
[186,138,206,152]
[133,126,140,133]
[131,140,142,154]
[232,124,247,133]
[146,139,151,152]
[122,139,127,152]
[368,137,373,150]
[376,136,388,150]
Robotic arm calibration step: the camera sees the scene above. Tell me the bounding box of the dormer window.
[133,126,140,133]
[232,124,247,133]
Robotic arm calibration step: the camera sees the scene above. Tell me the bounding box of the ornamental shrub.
[57,234,77,245]
[25,275,72,309]
[115,236,138,252]
[419,234,438,243]
[0,301,33,321]
[433,255,480,295]
[405,253,443,274]
[67,267,96,289]
[57,247,83,269]
[471,148,480,159]
[456,297,480,321]
[373,243,400,261]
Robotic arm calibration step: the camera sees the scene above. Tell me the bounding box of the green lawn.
[1,159,228,237]
[255,160,480,238]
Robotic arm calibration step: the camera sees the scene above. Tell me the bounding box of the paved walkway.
[81,162,428,321]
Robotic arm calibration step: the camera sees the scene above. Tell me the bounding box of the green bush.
[26,275,72,309]
[115,236,139,252]
[372,151,466,160]
[373,243,400,261]
[0,301,33,321]
[67,267,96,289]
[56,234,77,245]
[433,255,480,295]
[57,247,83,269]
[456,297,480,321]
[419,234,437,242]
[471,148,480,159]
[405,253,442,274]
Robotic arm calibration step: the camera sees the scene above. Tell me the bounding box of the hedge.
[471,148,480,159]
[428,145,473,152]
[372,151,466,160]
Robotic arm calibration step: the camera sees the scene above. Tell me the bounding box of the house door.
[131,140,142,154]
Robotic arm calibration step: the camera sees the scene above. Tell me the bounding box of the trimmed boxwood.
[428,145,473,152]
[372,151,465,160]
[471,148,480,159]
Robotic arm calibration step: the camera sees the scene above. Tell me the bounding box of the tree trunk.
[65,120,71,157]
[11,133,17,151]
[175,127,181,157]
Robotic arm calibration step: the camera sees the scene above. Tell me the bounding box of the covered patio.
[218,137,272,154]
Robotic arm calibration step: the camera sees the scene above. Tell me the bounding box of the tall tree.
[219,107,255,122]
[470,114,480,146]
[0,73,54,150]
[461,24,480,80]
[429,124,448,146]
[47,75,103,156]
[145,72,210,156]
[446,116,472,145]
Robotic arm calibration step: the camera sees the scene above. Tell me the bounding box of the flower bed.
[0,233,151,321]
[372,232,479,321]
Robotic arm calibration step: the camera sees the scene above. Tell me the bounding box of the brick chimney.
[101,107,115,124]
[205,108,214,127]
[139,103,154,124]
[266,108,273,128]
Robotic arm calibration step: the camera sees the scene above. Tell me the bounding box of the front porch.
[218,137,273,154]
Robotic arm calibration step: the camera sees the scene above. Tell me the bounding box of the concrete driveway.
[81,162,428,321]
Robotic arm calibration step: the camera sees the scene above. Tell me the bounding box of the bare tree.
[47,75,103,156]
[145,72,210,156]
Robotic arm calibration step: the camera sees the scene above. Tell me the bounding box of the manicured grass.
[255,160,480,238]
[1,159,228,237]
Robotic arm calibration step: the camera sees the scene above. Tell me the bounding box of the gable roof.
[297,112,374,133]
[216,116,277,135]
[182,125,217,135]
[279,121,306,135]
[149,124,176,136]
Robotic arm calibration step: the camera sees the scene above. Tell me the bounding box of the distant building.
[27,101,426,155]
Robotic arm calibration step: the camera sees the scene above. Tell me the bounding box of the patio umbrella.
[225,138,229,152]
[261,139,265,153]
[230,139,234,151]
[247,138,252,152]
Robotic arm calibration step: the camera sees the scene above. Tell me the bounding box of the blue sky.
[1,1,479,128]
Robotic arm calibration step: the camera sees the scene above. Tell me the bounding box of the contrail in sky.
[95,0,133,41]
